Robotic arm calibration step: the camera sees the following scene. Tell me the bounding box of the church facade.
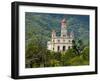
[47,18,74,52]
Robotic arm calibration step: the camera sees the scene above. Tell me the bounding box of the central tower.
[61,18,67,37]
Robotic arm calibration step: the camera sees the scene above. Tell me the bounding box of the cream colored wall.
[47,37,73,52]
[52,38,73,43]
[53,43,72,52]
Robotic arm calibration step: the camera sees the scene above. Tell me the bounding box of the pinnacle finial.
[52,30,56,38]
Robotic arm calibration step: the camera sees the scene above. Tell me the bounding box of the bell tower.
[61,18,67,37]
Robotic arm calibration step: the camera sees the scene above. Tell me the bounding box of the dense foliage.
[25,39,89,68]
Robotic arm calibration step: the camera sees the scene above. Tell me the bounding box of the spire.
[61,18,67,37]
[61,18,67,28]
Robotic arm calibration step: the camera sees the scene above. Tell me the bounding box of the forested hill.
[25,12,89,47]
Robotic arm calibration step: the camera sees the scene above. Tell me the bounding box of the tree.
[62,49,76,66]
[77,40,84,54]
[81,47,89,62]
[72,39,84,55]
[25,36,48,68]
[72,40,78,55]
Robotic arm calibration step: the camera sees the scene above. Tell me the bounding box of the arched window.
[57,46,60,51]
[63,39,65,42]
[69,40,70,42]
[63,46,66,51]
[63,35,66,37]
[68,46,70,49]
[58,40,60,43]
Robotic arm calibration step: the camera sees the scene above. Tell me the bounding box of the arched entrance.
[63,46,66,51]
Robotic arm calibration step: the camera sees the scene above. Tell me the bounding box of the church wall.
[53,43,72,52]
[52,38,73,44]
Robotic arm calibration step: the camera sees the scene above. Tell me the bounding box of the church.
[47,18,74,52]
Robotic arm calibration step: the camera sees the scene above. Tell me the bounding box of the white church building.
[47,18,74,52]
